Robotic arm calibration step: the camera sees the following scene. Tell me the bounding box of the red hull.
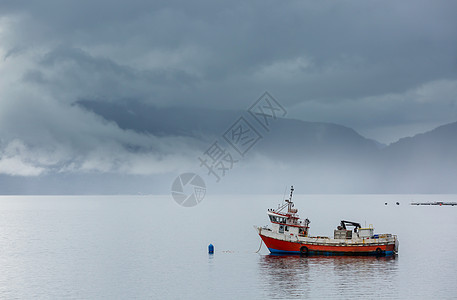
[260,234,395,256]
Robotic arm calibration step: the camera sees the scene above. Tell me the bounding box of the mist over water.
[2,102,456,195]
[0,194,455,299]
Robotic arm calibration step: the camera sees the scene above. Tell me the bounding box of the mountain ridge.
[0,100,454,194]
[74,100,457,193]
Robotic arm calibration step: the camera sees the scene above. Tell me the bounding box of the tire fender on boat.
[300,246,309,256]
[375,247,383,256]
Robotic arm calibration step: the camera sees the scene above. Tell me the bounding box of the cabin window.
[269,216,287,224]
[285,226,289,232]
[279,225,284,233]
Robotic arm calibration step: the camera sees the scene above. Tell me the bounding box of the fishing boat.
[256,186,399,256]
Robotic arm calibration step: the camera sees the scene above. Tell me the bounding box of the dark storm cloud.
[2,1,455,105]
[22,46,199,104]
[0,0,457,176]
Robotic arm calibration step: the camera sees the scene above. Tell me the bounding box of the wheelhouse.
[267,186,310,237]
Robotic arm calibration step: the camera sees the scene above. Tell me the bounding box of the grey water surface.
[0,194,456,299]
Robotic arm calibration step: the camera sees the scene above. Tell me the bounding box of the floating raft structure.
[411,202,457,206]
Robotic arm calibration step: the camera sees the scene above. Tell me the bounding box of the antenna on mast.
[289,185,294,201]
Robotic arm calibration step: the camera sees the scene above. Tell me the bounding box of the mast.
[288,185,294,213]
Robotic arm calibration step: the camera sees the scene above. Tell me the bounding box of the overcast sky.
[0,0,456,178]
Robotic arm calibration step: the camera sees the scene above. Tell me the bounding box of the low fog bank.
[2,152,454,195]
[1,102,456,195]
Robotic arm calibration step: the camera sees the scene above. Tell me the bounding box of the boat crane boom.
[340,220,361,230]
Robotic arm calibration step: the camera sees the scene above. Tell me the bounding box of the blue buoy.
[208,244,214,254]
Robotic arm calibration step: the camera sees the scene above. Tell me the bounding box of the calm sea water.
[0,194,456,299]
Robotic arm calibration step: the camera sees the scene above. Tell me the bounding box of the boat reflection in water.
[257,254,398,299]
